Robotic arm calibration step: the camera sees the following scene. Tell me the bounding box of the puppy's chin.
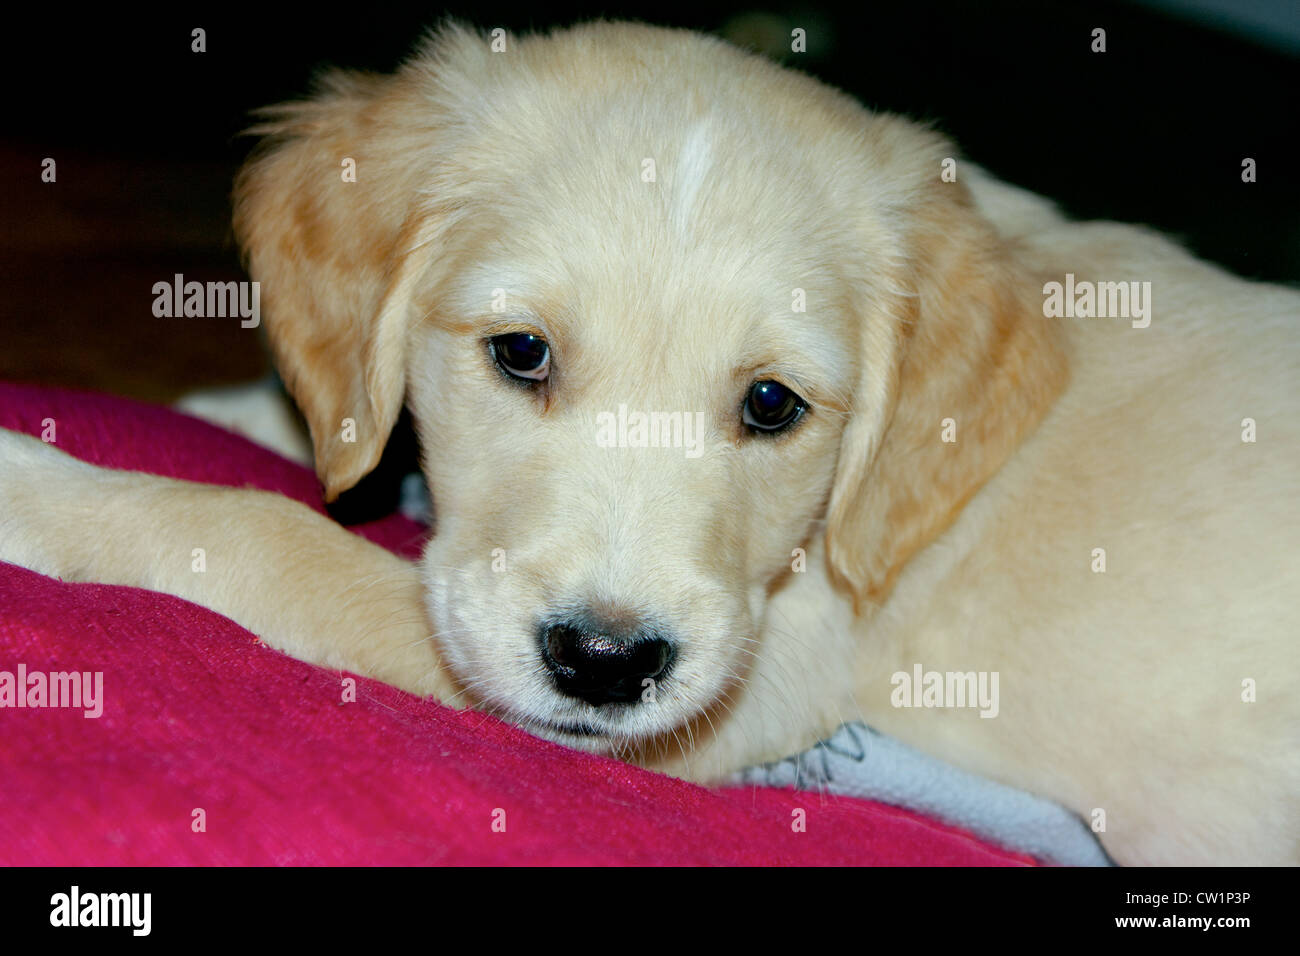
[526,719,623,753]
[520,702,683,750]
[494,691,721,756]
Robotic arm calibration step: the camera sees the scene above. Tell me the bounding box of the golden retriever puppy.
[2,21,1296,866]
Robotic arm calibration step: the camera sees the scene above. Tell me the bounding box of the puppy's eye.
[490,333,550,382]
[743,380,806,433]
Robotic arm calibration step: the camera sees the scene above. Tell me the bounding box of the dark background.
[3,0,1297,401]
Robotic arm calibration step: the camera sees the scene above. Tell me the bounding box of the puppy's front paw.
[0,429,101,579]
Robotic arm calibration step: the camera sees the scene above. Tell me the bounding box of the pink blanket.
[0,384,1034,864]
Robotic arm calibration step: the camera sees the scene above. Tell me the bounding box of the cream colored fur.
[2,21,1296,865]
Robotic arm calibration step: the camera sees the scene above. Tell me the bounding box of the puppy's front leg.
[0,429,454,700]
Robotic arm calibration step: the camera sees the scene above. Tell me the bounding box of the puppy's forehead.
[431,33,870,246]
[426,28,880,392]
[445,111,852,325]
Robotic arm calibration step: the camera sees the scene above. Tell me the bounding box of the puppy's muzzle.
[540,615,675,706]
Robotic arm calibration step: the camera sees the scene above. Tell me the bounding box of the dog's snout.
[540,617,675,706]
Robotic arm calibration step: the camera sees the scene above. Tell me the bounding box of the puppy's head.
[235,22,1065,759]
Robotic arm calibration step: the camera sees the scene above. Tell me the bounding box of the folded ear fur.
[825,177,1069,610]
[233,69,444,501]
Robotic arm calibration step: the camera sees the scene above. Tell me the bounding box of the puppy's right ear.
[233,70,445,501]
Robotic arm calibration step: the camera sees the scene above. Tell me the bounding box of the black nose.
[540,617,675,706]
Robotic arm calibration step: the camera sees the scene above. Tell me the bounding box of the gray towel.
[734,721,1113,866]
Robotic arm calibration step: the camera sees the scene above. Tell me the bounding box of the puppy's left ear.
[825,174,1069,610]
